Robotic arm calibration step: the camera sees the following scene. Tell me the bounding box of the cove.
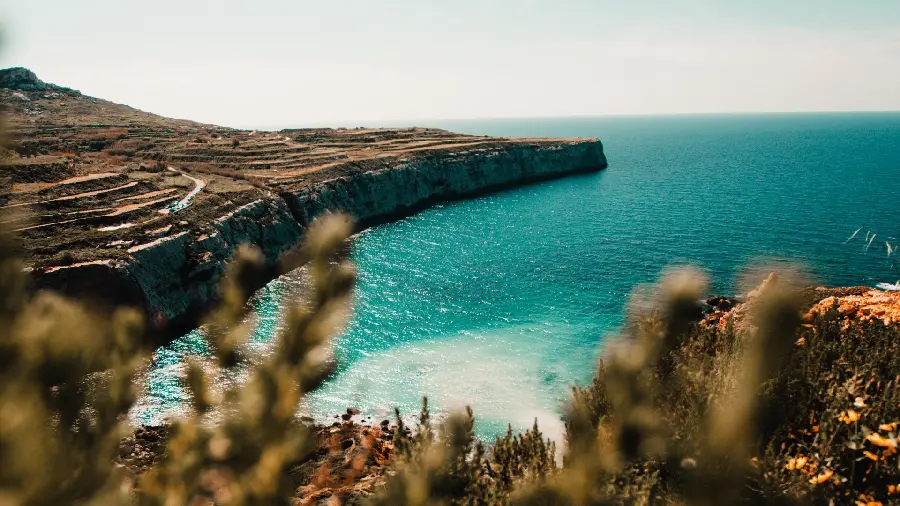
[133,113,900,440]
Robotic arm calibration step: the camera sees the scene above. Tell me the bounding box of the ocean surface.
[132,113,900,441]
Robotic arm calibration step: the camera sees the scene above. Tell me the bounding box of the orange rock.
[807,290,900,328]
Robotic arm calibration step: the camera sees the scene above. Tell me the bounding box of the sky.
[1,0,899,128]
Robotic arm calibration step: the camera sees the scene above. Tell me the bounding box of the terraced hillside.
[0,67,606,335]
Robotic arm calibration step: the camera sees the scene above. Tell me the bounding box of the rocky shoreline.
[119,410,401,505]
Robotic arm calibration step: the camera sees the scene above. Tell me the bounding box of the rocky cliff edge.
[0,68,608,341]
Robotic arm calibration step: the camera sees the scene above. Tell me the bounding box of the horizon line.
[242,109,900,131]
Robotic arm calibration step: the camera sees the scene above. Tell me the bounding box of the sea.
[131,113,900,441]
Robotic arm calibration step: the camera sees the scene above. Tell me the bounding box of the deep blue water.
[132,113,900,440]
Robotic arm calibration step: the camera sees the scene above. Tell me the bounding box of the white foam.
[303,326,596,446]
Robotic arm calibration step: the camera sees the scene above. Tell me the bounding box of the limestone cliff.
[3,69,608,340]
[34,140,607,338]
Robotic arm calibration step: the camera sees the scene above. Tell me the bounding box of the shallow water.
[132,113,900,440]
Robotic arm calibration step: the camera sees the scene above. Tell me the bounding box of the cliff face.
[2,69,608,340]
[284,141,606,226]
[35,140,607,337]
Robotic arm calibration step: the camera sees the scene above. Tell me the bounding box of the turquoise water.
[132,113,900,440]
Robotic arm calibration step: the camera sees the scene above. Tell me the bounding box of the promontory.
[0,67,607,339]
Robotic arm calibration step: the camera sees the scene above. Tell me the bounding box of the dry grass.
[104,139,155,157]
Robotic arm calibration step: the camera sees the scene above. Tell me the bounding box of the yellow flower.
[867,433,898,448]
[889,484,899,495]
[880,422,899,432]
[863,450,880,461]
[785,455,809,471]
[810,468,834,485]
[840,410,861,424]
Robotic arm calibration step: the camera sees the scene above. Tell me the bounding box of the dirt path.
[164,166,206,213]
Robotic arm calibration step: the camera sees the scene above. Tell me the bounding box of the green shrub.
[371,400,556,505]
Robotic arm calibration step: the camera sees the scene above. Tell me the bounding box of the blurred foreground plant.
[139,214,356,505]
[499,270,900,506]
[369,267,809,506]
[500,269,809,505]
[0,225,145,504]
[3,212,899,506]
[372,399,556,506]
[0,213,357,506]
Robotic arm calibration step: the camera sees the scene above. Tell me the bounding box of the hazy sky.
[2,0,899,128]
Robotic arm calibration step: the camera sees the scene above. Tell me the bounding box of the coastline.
[33,139,608,345]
